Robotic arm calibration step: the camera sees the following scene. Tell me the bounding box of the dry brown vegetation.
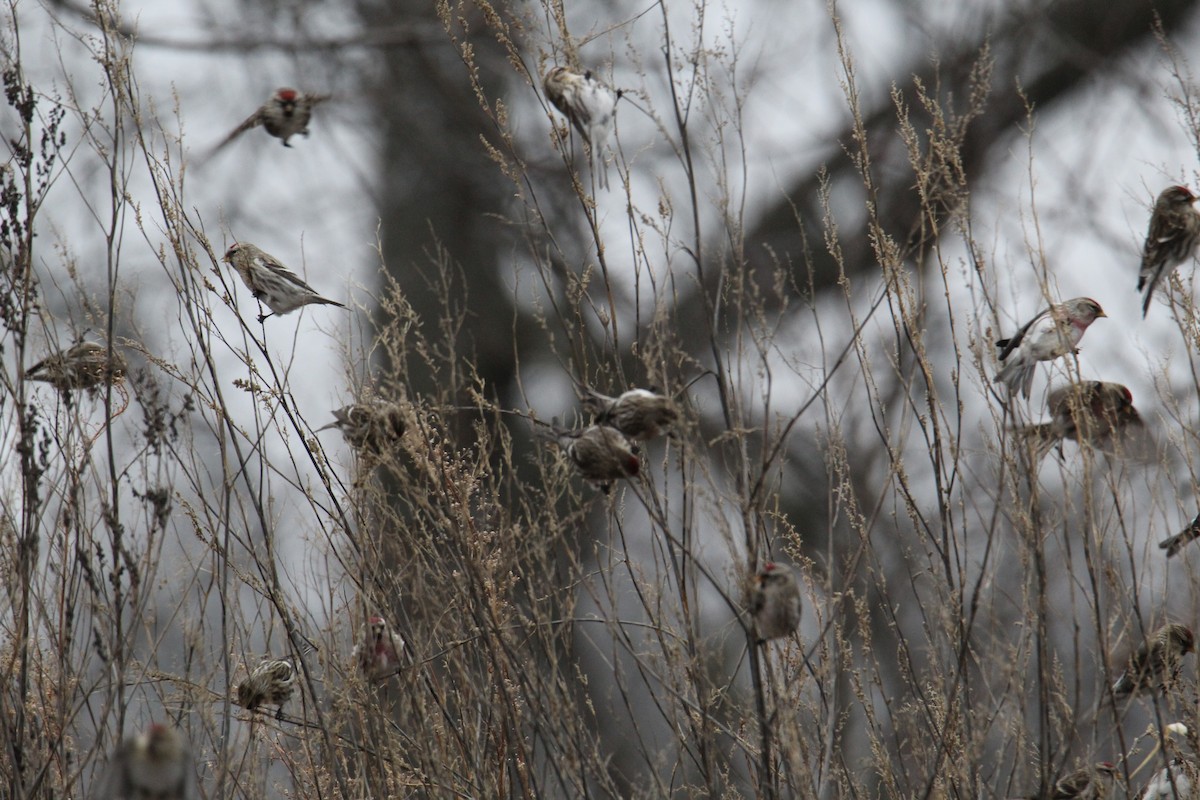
[7,0,1200,798]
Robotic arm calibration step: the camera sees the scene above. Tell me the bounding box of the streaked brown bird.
[95,722,196,800]
[1016,381,1142,462]
[581,387,678,441]
[1016,761,1118,799]
[749,562,802,642]
[235,658,298,719]
[317,402,406,455]
[213,87,331,151]
[223,242,345,322]
[28,341,126,392]
[352,615,406,682]
[1139,185,1200,318]
[541,423,639,490]
[994,298,1106,399]
[1112,623,1195,699]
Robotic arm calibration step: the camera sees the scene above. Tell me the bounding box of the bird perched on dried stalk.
[212,87,331,152]
[1013,761,1118,800]
[94,722,196,800]
[543,66,619,189]
[235,658,298,719]
[994,298,1106,399]
[539,422,639,490]
[28,341,126,392]
[223,242,345,322]
[748,562,802,643]
[352,615,406,682]
[1138,756,1199,799]
[1111,623,1195,700]
[317,402,406,455]
[1139,185,1200,318]
[1159,512,1200,558]
[580,387,678,441]
[1016,381,1142,462]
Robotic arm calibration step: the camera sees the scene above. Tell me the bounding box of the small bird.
[1016,762,1118,800]
[317,402,406,455]
[1139,758,1199,799]
[222,242,345,322]
[543,66,619,189]
[1016,381,1142,462]
[28,341,126,392]
[94,722,195,800]
[352,615,406,682]
[1139,185,1200,318]
[1112,623,1196,699]
[235,658,298,719]
[1160,513,1200,558]
[542,423,639,489]
[213,88,331,151]
[994,298,1106,399]
[748,562,802,642]
[580,387,678,441]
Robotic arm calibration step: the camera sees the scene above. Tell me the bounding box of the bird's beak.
[1098,310,1107,318]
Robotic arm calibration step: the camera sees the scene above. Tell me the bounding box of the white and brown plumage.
[542,423,639,490]
[352,615,406,682]
[1016,381,1143,462]
[580,387,678,441]
[1018,762,1118,800]
[95,722,195,800]
[28,341,126,392]
[235,658,298,719]
[994,298,1106,399]
[749,562,801,642]
[317,402,407,455]
[1139,185,1200,318]
[1139,757,1200,799]
[543,66,619,189]
[223,242,345,322]
[1112,623,1195,699]
[214,87,331,151]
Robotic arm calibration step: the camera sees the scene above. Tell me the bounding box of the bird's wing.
[996,310,1047,361]
[257,252,320,293]
[211,108,264,153]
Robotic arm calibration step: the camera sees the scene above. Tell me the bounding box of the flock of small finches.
[32,76,1200,796]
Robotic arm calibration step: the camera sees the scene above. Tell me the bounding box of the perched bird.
[994,298,1106,399]
[1016,762,1118,800]
[28,341,126,392]
[1138,758,1199,799]
[749,562,802,642]
[1139,185,1200,318]
[542,423,639,489]
[235,658,298,719]
[223,242,345,322]
[1160,513,1200,558]
[543,66,619,189]
[213,88,331,151]
[317,402,406,455]
[1016,381,1142,462]
[1112,623,1196,699]
[352,615,406,682]
[94,722,195,800]
[580,387,678,441]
